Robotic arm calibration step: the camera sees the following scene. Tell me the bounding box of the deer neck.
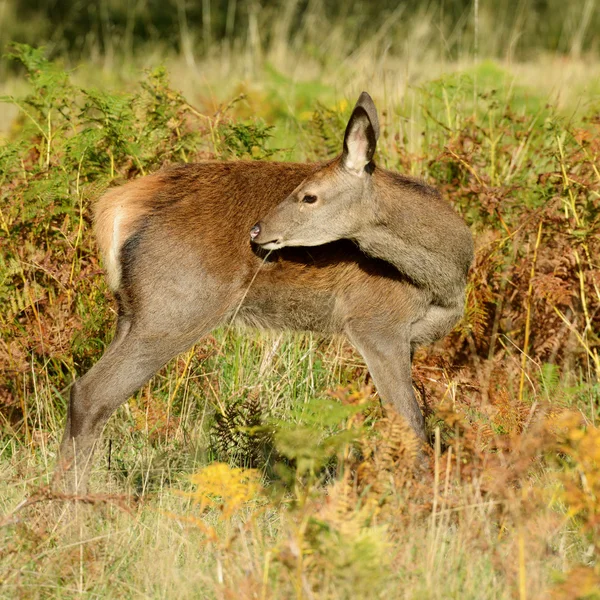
[353,173,471,307]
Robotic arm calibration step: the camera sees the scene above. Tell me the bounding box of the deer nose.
[250,223,261,240]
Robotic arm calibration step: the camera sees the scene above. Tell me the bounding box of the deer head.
[250,91,380,249]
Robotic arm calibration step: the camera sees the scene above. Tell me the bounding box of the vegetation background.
[0,0,599,598]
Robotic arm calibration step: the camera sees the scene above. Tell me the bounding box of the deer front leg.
[345,319,426,442]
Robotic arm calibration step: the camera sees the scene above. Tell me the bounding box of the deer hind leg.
[55,312,221,494]
[58,314,131,450]
[345,319,426,442]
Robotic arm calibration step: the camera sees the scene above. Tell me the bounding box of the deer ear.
[342,92,379,175]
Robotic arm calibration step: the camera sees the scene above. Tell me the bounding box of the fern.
[210,393,273,469]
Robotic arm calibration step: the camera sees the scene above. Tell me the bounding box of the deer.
[54,92,474,492]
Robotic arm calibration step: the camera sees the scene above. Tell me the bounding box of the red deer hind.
[56,92,474,491]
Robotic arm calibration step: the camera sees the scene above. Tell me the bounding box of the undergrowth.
[1,45,599,599]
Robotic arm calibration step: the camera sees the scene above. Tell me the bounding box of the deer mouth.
[249,222,286,249]
[258,239,284,250]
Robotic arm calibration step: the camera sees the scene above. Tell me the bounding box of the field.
[1,6,600,598]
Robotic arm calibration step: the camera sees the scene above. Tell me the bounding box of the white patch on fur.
[106,206,123,290]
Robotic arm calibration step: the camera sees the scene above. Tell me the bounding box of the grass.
[0,41,599,599]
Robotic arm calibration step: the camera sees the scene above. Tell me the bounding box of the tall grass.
[2,0,599,65]
[0,43,599,598]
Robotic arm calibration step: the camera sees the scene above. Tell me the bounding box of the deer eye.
[302,194,318,204]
